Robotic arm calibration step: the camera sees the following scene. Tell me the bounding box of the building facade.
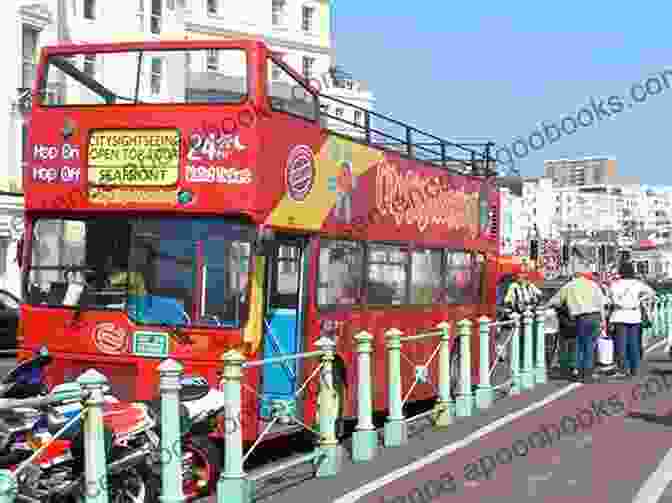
[544,157,618,187]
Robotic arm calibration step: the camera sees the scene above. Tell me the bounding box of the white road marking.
[528,472,552,482]
[632,449,672,503]
[333,340,665,503]
[630,338,672,502]
[332,383,582,503]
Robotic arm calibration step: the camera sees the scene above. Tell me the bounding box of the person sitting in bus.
[107,270,147,296]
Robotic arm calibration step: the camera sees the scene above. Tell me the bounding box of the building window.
[302,56,314,79]
[267,57,317,121]
[207,49,218,72]
[334,107,343,117]
[137,0,144,30]
[22,27,38,89]
[301,5,315,32]
[83,55,96,77]
[272,0,286,26]
[150,0,161,34]
[84,0,95,19]
[166,0,175,9]
[207,0,217,15]
[150,58,162,95]
[354,110,362,124]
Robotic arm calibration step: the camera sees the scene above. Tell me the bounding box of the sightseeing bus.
[20,39,499,445]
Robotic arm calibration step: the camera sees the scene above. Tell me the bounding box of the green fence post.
[384,328,407,447]
[535,309,547,384]
[455,319,474,417]
[666,295,672,352]
[432,322,453,428]
[314,336,344,477]
[642,299,652,349]
[158,359,185,503]
[510,313,522,395]
[657,296,664,337]
[217,350,247,503]
[77,370,109,503]
[475,316,493,410]
[352,331,377,463]
[521,310,535,390]
[0,471,16,503]
[661,295,667,338]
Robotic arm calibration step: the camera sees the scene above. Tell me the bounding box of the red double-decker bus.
[21,39,499,444]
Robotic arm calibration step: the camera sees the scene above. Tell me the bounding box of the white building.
[520,177,554,239]
[499,186,523,255]
[4,0,375,298]
[317,65,375,139]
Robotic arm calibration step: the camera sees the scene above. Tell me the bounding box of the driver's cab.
[26,216,253,330]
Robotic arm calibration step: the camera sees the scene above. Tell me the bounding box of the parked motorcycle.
[142,374,226,499]
[44,370,227,500]
[0,350,156,503]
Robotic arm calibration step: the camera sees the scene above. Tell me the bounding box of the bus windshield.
[27,217,253,328]
[40,48,248,106]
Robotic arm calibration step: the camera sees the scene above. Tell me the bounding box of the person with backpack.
[499,272,543,366]
[607,261,655,378]
[503,272,543,315]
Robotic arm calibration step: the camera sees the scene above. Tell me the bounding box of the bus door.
[260,236,309,420]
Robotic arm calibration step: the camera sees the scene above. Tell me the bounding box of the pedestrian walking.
[607,262,655,378]
[546,271,606,383]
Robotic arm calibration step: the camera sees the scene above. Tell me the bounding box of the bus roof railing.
[317,91,497,178]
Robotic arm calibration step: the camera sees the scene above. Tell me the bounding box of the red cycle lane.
[363,377,672,503]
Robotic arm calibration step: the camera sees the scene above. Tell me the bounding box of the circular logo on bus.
[286,145,315,202]
[93,323,127,355]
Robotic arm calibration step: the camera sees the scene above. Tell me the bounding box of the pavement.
[203,334,672,503]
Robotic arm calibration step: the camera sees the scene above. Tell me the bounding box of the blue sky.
[332,2,671,183]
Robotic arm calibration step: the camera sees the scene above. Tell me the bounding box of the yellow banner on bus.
[88,129,180,186]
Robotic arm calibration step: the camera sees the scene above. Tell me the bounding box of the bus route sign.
[88,129,180,186]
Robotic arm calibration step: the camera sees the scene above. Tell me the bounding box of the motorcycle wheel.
[181,436,222,499]
[70,467,154,503]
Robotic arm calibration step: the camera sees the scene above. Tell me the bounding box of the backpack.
[496,275,515,306]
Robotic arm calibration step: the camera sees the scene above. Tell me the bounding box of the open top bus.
[21,39,499,444]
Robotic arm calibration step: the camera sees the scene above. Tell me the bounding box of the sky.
[332,1,672,184]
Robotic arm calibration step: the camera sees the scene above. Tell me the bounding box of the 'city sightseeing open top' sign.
[88,129,179,186]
